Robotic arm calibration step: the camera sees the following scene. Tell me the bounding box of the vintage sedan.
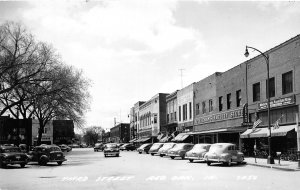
[148,143,164,156]
[27,145,66,166]
[204,143,244,166]
[137,143,153,154]
[0,145,29,168]
[167,143,194,159]
[185,143,211,162]
[157,143,176,157]
[94,143,105,152]
[120,143,136,151]
[104,143,120,157]
[59,144,72,152]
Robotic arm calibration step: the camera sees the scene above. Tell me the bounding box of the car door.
[230,145,238,161]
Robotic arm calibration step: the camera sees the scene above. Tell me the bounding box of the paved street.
[1,148,300,190]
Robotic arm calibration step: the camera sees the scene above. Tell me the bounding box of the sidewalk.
[244,157,300,171]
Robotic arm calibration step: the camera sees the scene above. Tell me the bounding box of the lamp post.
[244,46,274,164]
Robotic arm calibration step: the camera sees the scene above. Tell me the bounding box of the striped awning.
[171,133,190,142]
[240,125,296,138]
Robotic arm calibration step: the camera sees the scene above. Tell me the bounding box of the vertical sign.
[296,113,300,151]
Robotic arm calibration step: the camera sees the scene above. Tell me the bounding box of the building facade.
[241,35,300,156]
[32,119,53,145]
[110,123,130,143]
[162,90,179,135]
[129,101,145,141]
[53,120,75,145]
[177,83,195,133]
[137,93,168,142]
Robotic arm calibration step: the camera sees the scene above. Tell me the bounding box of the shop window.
[282,71,293,94]
[253,82,260,102]
[219,96,223,111]
[227,93,231,110]
[236,90,242,107]
[209,99,213,112]
[266,77,275,98]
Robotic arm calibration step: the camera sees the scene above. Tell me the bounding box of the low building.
[110,123,130,143]
[32,119,53,145]
[53,120,75,145]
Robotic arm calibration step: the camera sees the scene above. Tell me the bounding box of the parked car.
[19,144,28,153]
[167,143,194,159]
[80,144,88,148]
[27,145,66,166]
[120,143,136,151]
[0,145,29,168]
[185,143,211,162]
[204,143,244,166]
[157,143,176,157]
[103,143,120,157]
[137,143,153,154]
[59,144,72,152]
[94,143,105,152]
[116,143,124,148]
[148,143,164,156]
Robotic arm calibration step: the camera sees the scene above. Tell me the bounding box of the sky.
[1,0,300,132]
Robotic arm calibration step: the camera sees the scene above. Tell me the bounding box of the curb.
[246,162,300,171]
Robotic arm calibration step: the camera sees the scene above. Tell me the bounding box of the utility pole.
[179,68,185,89]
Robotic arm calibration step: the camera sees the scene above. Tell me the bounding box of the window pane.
[253,83,260,102]
[282,71,293,94]
[219,96,223,111]
[227,93,231,110]
[266,77,275,98]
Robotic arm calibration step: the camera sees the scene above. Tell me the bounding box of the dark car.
[27,145,66,166]
[104,143,120,157]
[59,144,72,152]
[137,143,153,154]
[94,143,105,152]
[120,143,136,151]
[0,145,29,168]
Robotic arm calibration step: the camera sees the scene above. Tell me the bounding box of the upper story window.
[266,77,275,98]
[179,106,181,121]
[196,103,200,115]
[227,93,231,110]
[209,99,213,112]
[236,90,242,107]
[253,82,260,102]
[183,104,187,121]
[219,96,223,112]
[202,101,206,114]
[282,71,293,95]
[189,102,192,119]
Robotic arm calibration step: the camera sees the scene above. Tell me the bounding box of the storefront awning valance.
[135,137,151,143]
[171,133,191,142]
[129,138,137,143]
[240,125,296,138]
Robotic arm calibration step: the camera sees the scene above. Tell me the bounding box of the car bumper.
[185,155,205,160]
[49,159,67,162]
[2,160,28,164]
[167,153,180,157]
[206,158,226,163]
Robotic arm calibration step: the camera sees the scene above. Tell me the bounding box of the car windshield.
[95,143,102,147]
[209,144,223,152]
[3,147,21,153]
[106,144,118,148]
[173,144,186,149]
[193,144,207,149]
[139,144,149,148]
[162,143,174,148]
[50,147,61,151]
[152,143,162,148]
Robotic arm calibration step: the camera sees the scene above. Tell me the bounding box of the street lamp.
[244,45,274,164]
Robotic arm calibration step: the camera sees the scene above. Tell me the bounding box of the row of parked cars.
[0,144,67,168]
[136,142,244,166]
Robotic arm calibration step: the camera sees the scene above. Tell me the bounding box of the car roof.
[0,145,19,149]
[212,143,235,146]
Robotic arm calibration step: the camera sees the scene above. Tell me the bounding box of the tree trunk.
[37,121,45,146]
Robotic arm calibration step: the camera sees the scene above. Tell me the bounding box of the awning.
[129,138,137,143]
[160,135,172,143]
[171,133,191,142]
[240,125,296,138]
[135,137,151,143]
[191,127,245,135]
[157,133,164,140]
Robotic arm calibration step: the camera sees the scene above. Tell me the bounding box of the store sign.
[258,95,295,110]
[194,108,243,125]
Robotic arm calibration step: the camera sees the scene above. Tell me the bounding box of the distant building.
[32,119,53,145]
[53,120,75,145]
[110,123,130,143]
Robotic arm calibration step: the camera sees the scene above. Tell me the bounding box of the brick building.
[110,123,130,143]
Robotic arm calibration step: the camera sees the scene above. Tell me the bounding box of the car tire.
[20,163,26,168]
[171,156,175,159]
[104,154,107,157]
[227,159,232,166]
[57,161,62,166]
[139,152,142,154]
[181,155,185,160]
[159,154,163,157]
[207,161,211,166]
[116,154,119,157]
[0,161,7,168]
[39,158,47,166]
[146,152,149,154]
[151,153,154,156]
[189,159,193,163]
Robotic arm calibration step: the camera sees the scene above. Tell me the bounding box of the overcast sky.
[1,0,300,131]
